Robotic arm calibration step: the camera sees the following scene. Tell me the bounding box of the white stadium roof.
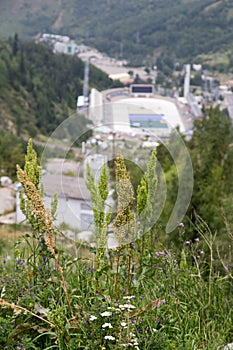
[109,97,185,137]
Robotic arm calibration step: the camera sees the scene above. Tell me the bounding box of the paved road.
[77,48,156,83]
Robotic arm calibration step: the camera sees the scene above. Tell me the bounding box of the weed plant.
[0,141,232,349]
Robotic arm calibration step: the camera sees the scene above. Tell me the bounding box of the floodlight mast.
[83,59,89,109]
[184,64,190,97]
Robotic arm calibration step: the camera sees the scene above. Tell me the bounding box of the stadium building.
[88,84,191,139]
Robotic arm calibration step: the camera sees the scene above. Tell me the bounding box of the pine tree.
[12,33,19,56]
[189,106,233,234]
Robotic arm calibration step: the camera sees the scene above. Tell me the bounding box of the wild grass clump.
[0,141,232,349]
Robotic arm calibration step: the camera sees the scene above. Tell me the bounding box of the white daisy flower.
[90,315,97,321]
[123,295,135,300]
[102,322,113,328]
[119,303,136,310]
[100,311,112,317]
[104,335,115,340]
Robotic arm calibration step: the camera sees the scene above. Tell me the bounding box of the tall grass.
[0,143,232,349]
[0,224,232,349]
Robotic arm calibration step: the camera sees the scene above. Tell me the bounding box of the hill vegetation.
[0,35,120,178]
[0,141,232,349]
[0,35,117,136]
[1,2,233,346]
[156,107,233,245]
[1,1,233,66]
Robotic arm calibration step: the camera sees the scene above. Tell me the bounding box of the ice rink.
[109,97,185,137]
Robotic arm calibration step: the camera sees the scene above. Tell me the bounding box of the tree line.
[156,106,233,248]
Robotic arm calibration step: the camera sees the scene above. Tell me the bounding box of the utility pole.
[83,59,89,109]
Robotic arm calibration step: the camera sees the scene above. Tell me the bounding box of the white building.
[88,88,104,125]
[16,172,117,247]
[16,174,94,232]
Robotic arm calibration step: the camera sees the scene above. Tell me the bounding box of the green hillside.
[0,37,117,136]
[0,0,233,65]
[0,37,119,178]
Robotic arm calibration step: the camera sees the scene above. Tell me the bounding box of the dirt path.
[52,10,64,30]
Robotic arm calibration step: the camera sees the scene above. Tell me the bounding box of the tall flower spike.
[113,155,136,246]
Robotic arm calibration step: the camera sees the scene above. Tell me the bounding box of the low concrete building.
[15,172,117,248]
[16,174,94,231]
[54,41,78,55]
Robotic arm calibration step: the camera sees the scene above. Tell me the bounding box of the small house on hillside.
[16,174,94,232]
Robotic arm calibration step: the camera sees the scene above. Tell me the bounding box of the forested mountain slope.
[0,37,118,177]
[0,0,233,65]
[0,37,117,137]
